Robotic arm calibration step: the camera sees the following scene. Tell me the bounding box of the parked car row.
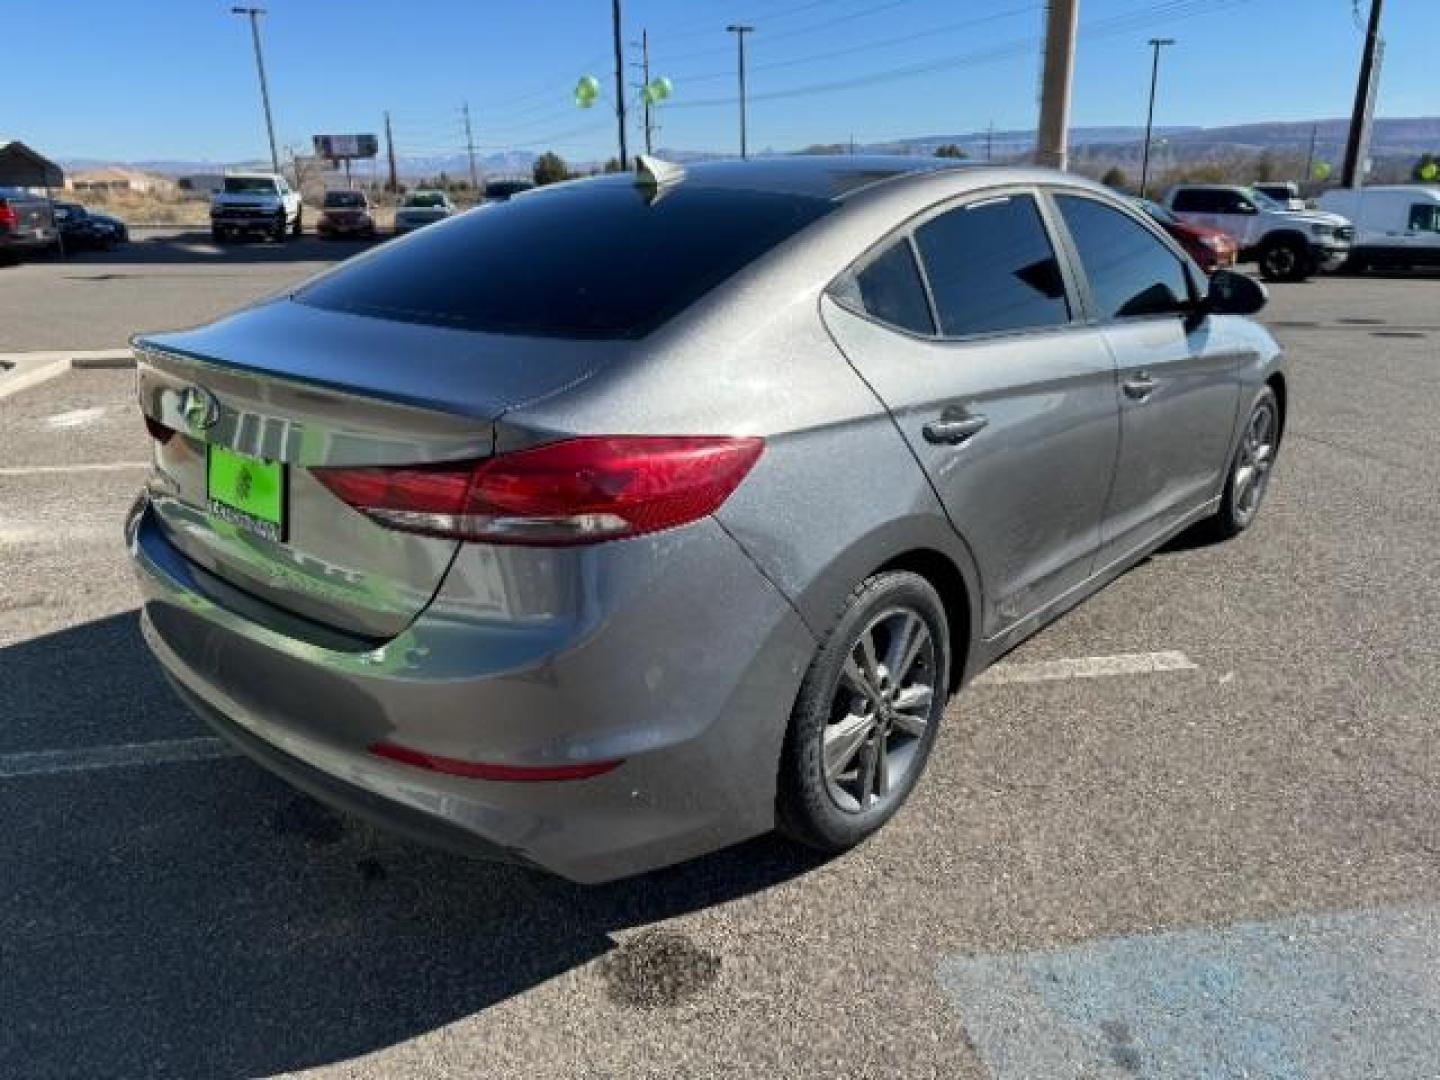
[1149,181,1440,282]
[0,187,130,263]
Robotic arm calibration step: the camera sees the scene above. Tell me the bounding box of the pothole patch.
[598,930,721,1008]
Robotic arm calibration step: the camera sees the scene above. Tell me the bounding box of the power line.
[666,0,1254,112]
[660,2,1043,86]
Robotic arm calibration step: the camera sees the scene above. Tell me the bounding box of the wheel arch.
[873,547,975,697]
[1262,228,1310,252]
[1266,371,1288,442]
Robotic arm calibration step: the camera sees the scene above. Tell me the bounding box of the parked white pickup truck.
[1164,184,1353,282]
[209,173,302,242]
[1317,186,1440,272]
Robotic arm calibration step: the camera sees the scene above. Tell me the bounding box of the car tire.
[292,210,303,239]
[211,227,226,244]
[1258,237,1310,282]
[776,570,950,854]
[1208,386,1281,541]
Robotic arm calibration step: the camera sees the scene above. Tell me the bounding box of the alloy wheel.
[1232,398,1277,526]
[822,607,936,814]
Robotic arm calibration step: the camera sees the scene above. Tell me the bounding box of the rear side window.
[842,240,934,335]
[297,182,834,338]
[914,194,1070,337]
[1055,195,1192,321]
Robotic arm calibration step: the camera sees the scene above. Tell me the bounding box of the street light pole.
[1139,37,1175,199]
[231,7,280,175]
[726,24,754,159]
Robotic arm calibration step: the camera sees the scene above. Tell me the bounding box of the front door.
[823,190,1120,638]
[1049,191,1243,562]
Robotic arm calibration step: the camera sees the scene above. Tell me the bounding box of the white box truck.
[1317,186,1440,272]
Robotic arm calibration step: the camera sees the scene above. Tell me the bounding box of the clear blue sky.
[5,0,1435,164]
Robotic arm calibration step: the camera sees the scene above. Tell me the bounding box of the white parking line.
[0,462,150,477]
[0,737,238,779]
[974,650,1197,687]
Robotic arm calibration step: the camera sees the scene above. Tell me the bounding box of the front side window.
[913,194,1070,338]
[1409,203,1440,233]
[1055,194,1193,322]
[837,240,935,335]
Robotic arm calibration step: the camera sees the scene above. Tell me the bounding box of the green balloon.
[1311,161,1332,181]
[1420,162,1440,182]
[651,76,673,102]
[574,75,600,108]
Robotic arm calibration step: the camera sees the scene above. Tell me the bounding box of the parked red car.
[1134,197,1237,273]
[316,190,377,239]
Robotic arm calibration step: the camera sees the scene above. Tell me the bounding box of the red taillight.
[0,204,18,230]
[312,435,763,546]
[144,415,176,444]
[368,740,622,781]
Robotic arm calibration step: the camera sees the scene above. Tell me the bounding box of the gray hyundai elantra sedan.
[127,156,1283,882]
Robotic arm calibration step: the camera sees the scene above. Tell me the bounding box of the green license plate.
[207,445,286,542]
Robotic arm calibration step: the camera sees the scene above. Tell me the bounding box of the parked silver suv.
[128,157,1284,882]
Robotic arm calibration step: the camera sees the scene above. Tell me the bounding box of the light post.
[231,7,280,174]
[726,24,754,159]
[1139,37,1175,199]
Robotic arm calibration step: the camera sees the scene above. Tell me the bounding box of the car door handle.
[922,413,989,445]
[1122,372,1157,400]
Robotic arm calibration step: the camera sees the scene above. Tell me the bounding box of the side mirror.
[1206,269,1268,316]
[1236,202,1259,215]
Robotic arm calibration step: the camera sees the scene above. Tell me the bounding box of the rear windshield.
[296,180,835,338]
[224,177,278,194]
[403,192,446,208]
[324,191,365,208]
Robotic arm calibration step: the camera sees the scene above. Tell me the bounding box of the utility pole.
[230,7,280,174]
[1035,0,1078,170]
[986,120,995,162]
[611,0,628,166]
[1342,0,1385,188]
[1304,124,1318,188]
[462,101,480,195]
[1138,37,1175,199]
[636,29,656,154]
[726,24,755,160]
[384,110,398,193]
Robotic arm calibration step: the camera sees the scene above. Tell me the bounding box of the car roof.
[644,154,989,200]
[1324,184,1440,198]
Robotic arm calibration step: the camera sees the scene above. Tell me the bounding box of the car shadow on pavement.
[0,611,825,1078]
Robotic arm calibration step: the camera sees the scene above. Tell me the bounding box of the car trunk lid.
[136,298,616,639]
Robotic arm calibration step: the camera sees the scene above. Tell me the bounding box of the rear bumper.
[0,229,57,251]
[127,495,812,883]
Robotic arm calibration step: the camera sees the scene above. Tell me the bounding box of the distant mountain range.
[60,117,1440,179]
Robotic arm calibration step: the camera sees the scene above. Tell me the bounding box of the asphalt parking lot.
[3,249,1439,1077]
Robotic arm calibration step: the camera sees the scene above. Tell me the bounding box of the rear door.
[1049,190,1242,561]
[824,189,1120,637]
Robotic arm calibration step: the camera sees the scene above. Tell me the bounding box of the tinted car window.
[224,177,277,194]
[1409,203,1440,233]
[298,181,834,338]
[846,240,934,335]
[913,194,1070,337]
[1171,189,1223,213]
[1056,195,1193,321]
[323,191,365,208]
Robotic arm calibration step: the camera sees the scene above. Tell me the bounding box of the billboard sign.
[313,134,379,161]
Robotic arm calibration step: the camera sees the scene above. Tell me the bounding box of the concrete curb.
[0,349,134,401]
